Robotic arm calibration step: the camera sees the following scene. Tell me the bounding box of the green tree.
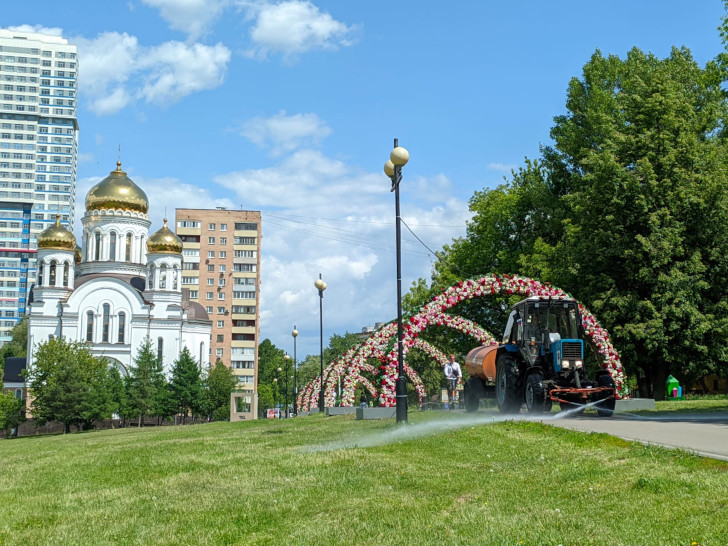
[0,362,24,437]
[203,359,237,421]
[170,347,203,423]
[127,338,163,427]
[0,318,28,363]
[25,338,113,433]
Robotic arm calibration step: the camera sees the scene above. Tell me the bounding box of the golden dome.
[37,215,76,251]
[85,161,149,214]
[147,218,183,254]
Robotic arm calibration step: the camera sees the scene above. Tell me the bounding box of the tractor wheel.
[525,372,548,413]
[464,377,484,413]
[595,372,616,417]
[495,354,522,414]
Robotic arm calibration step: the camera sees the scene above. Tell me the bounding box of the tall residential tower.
[175,208,261,420]
[0,29,78,343]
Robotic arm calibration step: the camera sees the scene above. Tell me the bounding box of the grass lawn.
[1,411,727,545]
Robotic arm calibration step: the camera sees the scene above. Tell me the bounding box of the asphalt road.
[545,411,728,461]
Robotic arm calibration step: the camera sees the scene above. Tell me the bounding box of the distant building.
[2,355,26,402]
[175,208,262,420]
[27,162,211,376]
[0,28,79,344]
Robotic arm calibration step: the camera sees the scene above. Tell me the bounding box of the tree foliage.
[170,347,203,422]
[203,359,237,421]
[25,338,113,433]
[430,46,728,398]
[127,338,164,426]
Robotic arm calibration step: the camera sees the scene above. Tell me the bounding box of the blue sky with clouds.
[3,1,725,357]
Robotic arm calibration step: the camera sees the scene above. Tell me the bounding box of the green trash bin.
[666,375,680,398]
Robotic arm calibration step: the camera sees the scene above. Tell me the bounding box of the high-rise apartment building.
[0,29,78,343]
[175,208,261,420]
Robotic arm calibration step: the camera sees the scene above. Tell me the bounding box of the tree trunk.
[64,422,70,434]
[138,414,143,428]
[652,364,667,401]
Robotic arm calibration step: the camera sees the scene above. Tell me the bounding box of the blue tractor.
[464,296,616,416]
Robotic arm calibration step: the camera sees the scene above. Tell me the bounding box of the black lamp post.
[314,274,327,411]
[272,376,278,417]
[384,138,410,424]
[292,326,298,416]
[283,354,290,418]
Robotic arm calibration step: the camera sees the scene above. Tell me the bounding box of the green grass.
[625,395,728,416]
[1,412,727,545]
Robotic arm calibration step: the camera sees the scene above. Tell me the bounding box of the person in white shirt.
[443,354,462,410]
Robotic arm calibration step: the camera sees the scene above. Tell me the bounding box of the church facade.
[26,162,211,375]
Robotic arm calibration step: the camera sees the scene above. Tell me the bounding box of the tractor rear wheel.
[525,372,548,413]
[495,354,522,414]
[595,372,616,417]
[464,377,484,413]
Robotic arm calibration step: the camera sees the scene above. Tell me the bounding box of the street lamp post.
[283,354,290,418]
[384,138,410,424]
[292,326,298,416]
[272,377,278,418]
[276,367,282,418]
[314,274,327,411]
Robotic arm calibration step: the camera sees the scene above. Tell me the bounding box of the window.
[205,306,213,313]
[236,250,257,258]
[207,264,215,272]
[109,231,116,260]
[177,220,200,228]
[182,276,199,285]
[208,223,215,230]
[189,290,198,299]
[63,262,69,287]
[235,237,257,245]
[219,251,226,258]
[49,259,56,286]
[217,320,224,328]
[216,334,224,342]
[218,278,226,287]
[235,222,258,231]
[220,223,227,231]
[219,265,226,273]
[220,237,227,245]
[157,337,163,362]
[125,233,132,261]
[206,278,214,286]
[86,311,94,341]
[94,231,101,260]
[118,312,126,344]
[217,306,225,314]
[102,304,110,342]
[216,348,223,358]
[218,292,225,300]
[206,292,213,300]
[207,251,215,258]
[208,237,215,244]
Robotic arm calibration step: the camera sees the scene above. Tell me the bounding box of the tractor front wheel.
[495,354,522,414]
[595,372,616,417]
[525,372,551,413]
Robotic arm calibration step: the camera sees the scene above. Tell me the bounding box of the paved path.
[545,411,728,461]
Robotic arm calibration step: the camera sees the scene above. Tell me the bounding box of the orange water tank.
[465,345,499,383]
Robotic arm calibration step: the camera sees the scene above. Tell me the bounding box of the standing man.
[443,354,462,410]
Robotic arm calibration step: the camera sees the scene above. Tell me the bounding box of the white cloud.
[243,1,358,60]
[6,24,64,37]
[213,145,471,356]
[142,0,230,40]
[240,110,331,154]
[75,32,231,115]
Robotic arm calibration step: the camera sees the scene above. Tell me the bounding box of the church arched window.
[49,260,56,286]
[172,266,179,290]
[94,231,101,261]
[148,264,155,290]
[38,262,43,287]
[63,262,69,287]
[160,265,167,289]
[125,233,132,261]
[157,337,163,362]
[86,311,94,342]
[110,231,117,260]
[102,304,110,342]
[118,312,126,344]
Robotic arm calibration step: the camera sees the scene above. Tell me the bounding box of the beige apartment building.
[175,208,261,420]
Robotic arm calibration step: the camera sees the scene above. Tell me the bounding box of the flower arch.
[297,274,625,411]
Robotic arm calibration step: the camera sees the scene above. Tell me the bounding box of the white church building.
[26,162,211,375]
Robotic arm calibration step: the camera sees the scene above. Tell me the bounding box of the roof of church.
[186,301,209,321]
[3,357,26,383]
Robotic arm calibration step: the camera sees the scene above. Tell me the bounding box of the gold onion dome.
[85,161,149,214]
[37,215,76,251]
[147,218,183,254]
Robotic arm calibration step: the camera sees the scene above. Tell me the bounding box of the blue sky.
[3,1,726,358]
